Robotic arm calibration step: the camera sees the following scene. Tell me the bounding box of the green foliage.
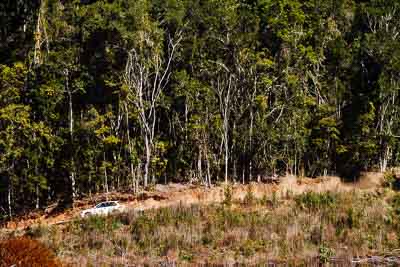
[2,0,400,215]
[345,207,362,229]
[243,185,255,206]
[223,184,233,207]
[390,194,400,218]
[319,244,334,263]
[383,171,396,189]
[295,192,337,211]
[131,215,157,248]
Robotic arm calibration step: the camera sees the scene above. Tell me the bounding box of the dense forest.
[0,0,400,218]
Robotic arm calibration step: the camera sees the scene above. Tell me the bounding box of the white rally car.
[80,201,125,218]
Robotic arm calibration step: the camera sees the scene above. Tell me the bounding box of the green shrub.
[223,184,233,207]
[201,221,215,245]
[154,207,174,226]
[390,194,400,223]
[174,205,197,225]
[215,207,244,229]
[243,185,255,206]
[131,215,156,249]
[346,207,361,229]
[82,215,107,232]
[295,192,337,211]
[115,211,136,225]
[80,215,122,233]
[179,250,194,261]
[25,224,49,239]
[383,171,396,189]
[260,191,279,209]
[319,244,334,263]
[239,240,256,257]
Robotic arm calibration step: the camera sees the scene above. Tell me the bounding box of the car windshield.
[95,202,117,208]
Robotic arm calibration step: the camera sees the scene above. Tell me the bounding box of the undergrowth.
[1,190,399,266]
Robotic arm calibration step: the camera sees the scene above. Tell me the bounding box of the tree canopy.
[1,0,400,217]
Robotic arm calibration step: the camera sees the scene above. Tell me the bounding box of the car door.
[104,203,113,214]
[95,203,106,215]
[102,202,111,214]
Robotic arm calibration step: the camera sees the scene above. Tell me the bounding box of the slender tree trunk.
[207,155,211,187]
[36,184,40,209]
[89,171,92,198]
[113,151,118,191]
[249,108,254,181]
[103,152,109,194]
[8,179,12,218]
[185,103,188,141]
[136,165,141,191]
[125,103,137,192]
[34,148,41,209]
[294,148,297,177]
[205,143,211,187]
[66,69,76,200]
[33,0,49,66]
[132,170,136,192]
[380,145,390,173]
[233,159,237,183]
[198,149,203,184]
[144,134,151,187]
[130,162,135,190]
[223,105,229,183]
[216,75,233,184]
[224,129,228,183]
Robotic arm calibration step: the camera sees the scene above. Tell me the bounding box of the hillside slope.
[4,173,384,230]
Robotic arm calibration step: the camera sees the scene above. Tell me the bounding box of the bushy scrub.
[11,191,400,266]
[0,237,64,267]
[295,191,337,211]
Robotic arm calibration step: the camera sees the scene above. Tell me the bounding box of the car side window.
[95,202,117,208]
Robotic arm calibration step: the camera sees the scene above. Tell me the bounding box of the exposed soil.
[3,172,384,231]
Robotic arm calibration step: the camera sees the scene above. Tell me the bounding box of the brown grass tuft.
[0,237,65,267]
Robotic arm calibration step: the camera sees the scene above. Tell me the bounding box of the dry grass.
[4,175,384,232]
[1,187,398,266]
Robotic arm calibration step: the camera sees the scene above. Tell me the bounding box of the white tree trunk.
[198,149,203,183]
[124,31,182,189]
[36,184,40,209]
[64,69,76,201]
[144,135,151,187]
[89,172,92,198]
[125,103,137,192]
[224,132,229,183]
[103,152,109,194]
[216,75,234,184]
[380,145,390,173]
[8,181,12,218]
[249,108,254,181]
[206,153,211,187]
